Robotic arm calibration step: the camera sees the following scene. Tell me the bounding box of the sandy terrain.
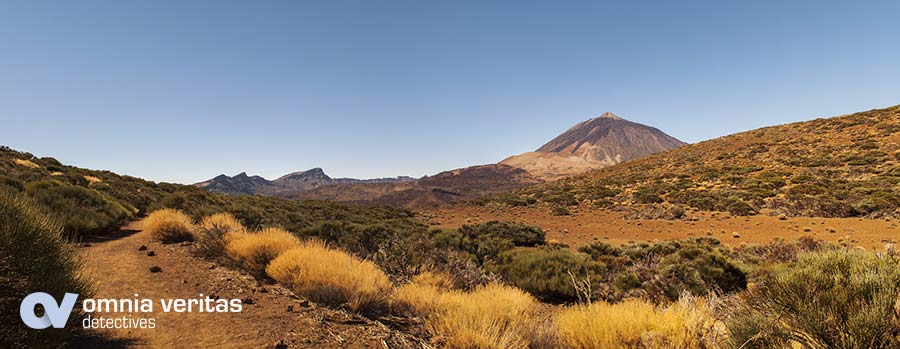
[423,204,900,250]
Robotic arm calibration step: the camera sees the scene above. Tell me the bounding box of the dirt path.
[76,222,421,348]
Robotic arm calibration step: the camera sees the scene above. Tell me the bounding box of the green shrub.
[633,189,663,204]
[586,239,747,302]
[723,197,756,216]
[488,246,604,301]
[24,180,132,236]
[551,207,571,216]
[729,249,900,348]
[299,221,397,258]
[0,176,24,192]
[435,221,546,264]
[649,245,747,300]
[577,241,623,260]
[0,192,91,347]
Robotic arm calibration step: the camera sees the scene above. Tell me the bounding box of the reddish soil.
[76,222,424,348]
[423,205,900,250]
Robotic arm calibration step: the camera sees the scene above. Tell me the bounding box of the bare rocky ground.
[73,222,429,348]
[425,204,900,250]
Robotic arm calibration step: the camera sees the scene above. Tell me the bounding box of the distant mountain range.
[500,112,686,179]
[195,168,414,196]
[195,112,685,207]
[287,164,542,207]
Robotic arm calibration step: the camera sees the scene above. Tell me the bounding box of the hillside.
[500,112,686,179]
[0,146,423,237]
[495,105,900,218]
[0,145,181,237]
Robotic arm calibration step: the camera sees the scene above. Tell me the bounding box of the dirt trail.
[76,222,417,348]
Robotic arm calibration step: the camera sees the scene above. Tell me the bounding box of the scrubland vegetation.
[727,248,900,348]
[136,206,900,348]
[0,191,90,348]
[494,105,900,219]
[24,179,134,236]
[6,143,900,348]
[1,146,176,238]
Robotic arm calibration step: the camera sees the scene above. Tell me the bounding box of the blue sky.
[2,1,899,183]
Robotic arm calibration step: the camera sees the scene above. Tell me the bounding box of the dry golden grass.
[391,271,454,316]
[555,296,724,349]
[49,171,64,176]
[83,175,102,185]
[225,227,300,276]
[428,283,541,349]
[141,209,195,243]
[266,240,392,314]
[13,158,40,168]
[194,213,248,257]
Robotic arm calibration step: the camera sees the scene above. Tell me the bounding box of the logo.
[20,292,78,329]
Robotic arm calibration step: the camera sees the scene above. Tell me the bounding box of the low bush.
[433,221,546,264]
[24,179,132,236]
[487,246,605,301]
[298,220,397,259]
[649,245,747,300]
[579,239,747,303]
[551,207,571,216]
[722,196,756,216]
[0,192,91,347]
[555,296,724,349]
[141,208,195,243]
[194,213,248,257]
[728,249,900,348]
[633,190,663,204]
[225,227,300,276]
[266,240,392,315]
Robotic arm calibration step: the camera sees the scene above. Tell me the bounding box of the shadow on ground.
[80,229,141,244]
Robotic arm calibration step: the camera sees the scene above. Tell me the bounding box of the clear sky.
[2,1,899,184]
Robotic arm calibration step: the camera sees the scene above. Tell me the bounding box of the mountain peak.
[303,168,326,176]
[277,167,331,182]
[500,112,686,179]
[598,112,623,120]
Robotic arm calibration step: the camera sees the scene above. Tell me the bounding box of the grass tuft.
[266,240,392,314]
[194,213,247,257]
[391,271,454,316]
[141,208,195,243]
[555,296,723,349]
[226,227,300,276]
[430,283,540,349]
